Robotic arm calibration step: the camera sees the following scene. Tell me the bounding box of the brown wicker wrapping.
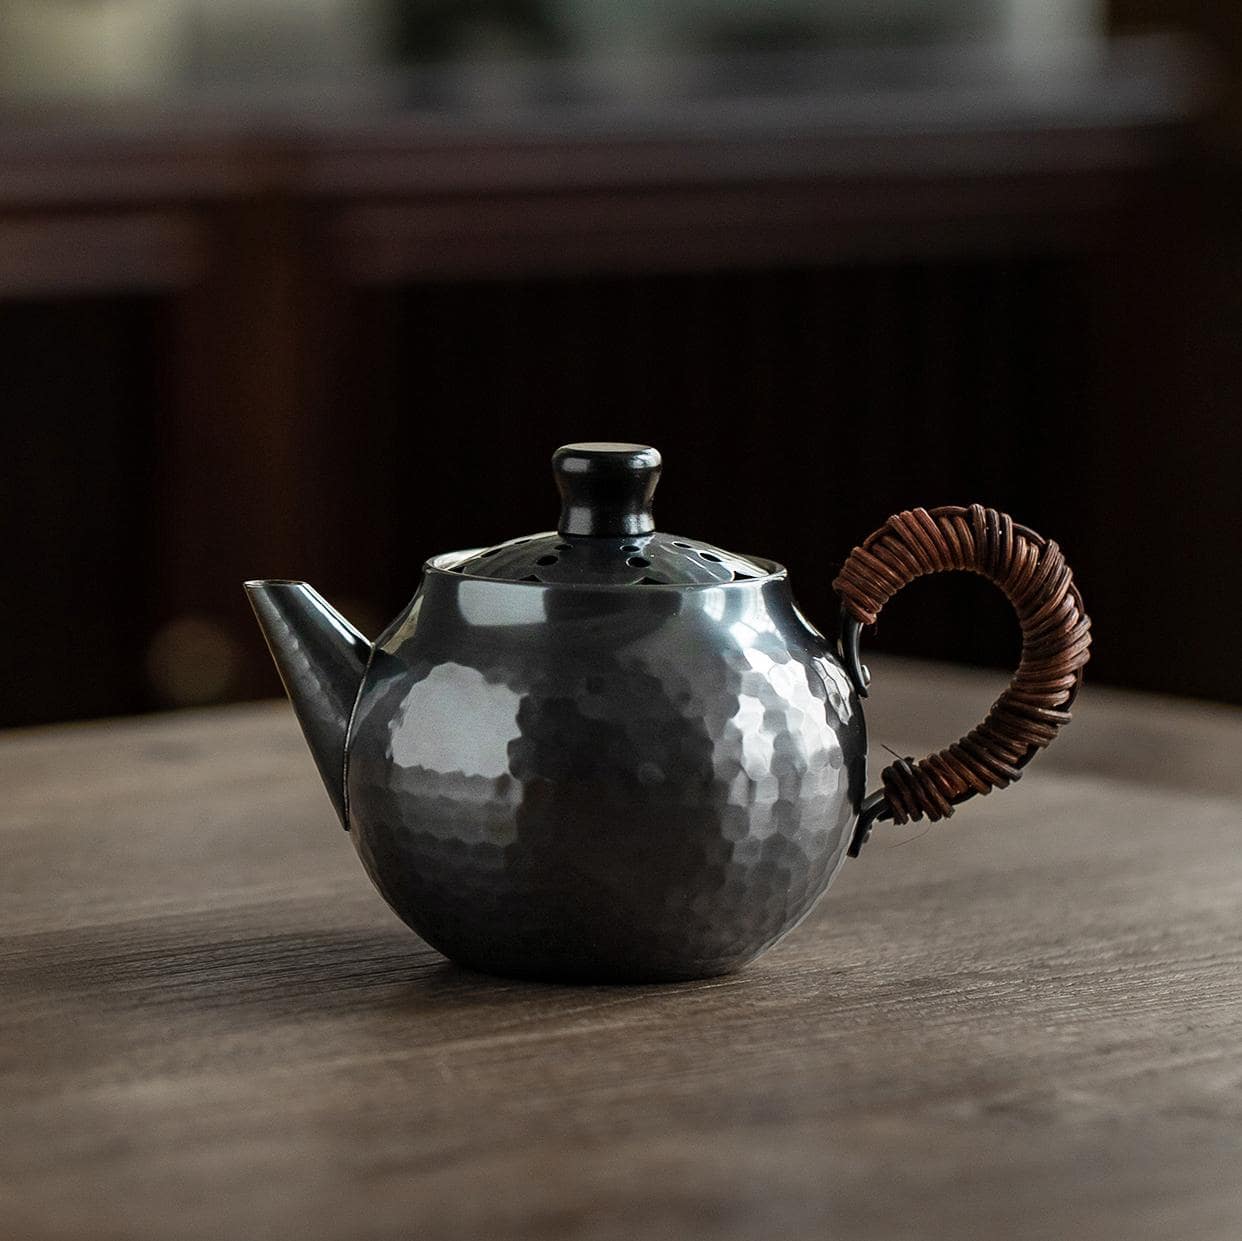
[833,504,1091,826]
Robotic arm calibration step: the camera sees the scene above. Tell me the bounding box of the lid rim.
[425,550,787,589]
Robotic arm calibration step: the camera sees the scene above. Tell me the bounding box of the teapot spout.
[244,580,371,829]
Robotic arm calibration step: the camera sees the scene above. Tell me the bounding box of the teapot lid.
[452,443,769,586]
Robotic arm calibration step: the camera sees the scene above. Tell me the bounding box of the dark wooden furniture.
[2,657,1240,1240]
[4,37,1239,729]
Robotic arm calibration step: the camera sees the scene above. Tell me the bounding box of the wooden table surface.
[2,657,1240,1241]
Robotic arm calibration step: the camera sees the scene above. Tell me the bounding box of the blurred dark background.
[2,0,1240,727]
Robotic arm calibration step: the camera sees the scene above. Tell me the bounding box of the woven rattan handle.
[833,504,1091,854]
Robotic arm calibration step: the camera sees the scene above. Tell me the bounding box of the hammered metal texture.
[345,556,867,982]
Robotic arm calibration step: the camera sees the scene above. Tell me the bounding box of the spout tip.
[244,579,307,592]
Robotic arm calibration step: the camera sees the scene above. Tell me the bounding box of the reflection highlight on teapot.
[393,663,521,782]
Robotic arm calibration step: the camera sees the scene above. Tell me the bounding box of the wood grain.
[1,658,1240,1241]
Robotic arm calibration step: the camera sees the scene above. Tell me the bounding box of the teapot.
[246,443,1090,982]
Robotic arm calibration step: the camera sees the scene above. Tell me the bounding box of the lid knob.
[553,443,662,537]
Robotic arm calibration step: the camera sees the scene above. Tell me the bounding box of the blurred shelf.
[0,38,1204,298]
[0,37,1203,207]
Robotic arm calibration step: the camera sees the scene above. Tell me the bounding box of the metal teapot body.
[343,556,865,981]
